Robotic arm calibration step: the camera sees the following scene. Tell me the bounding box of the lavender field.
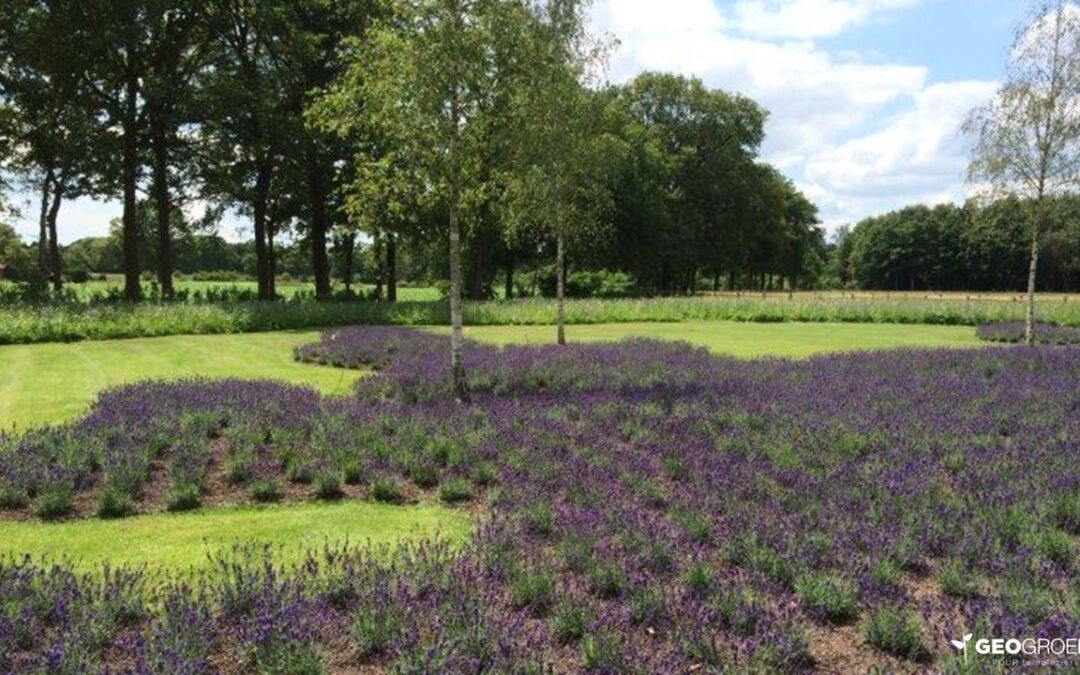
[1,327,1078,672]
[977,322,1080,345]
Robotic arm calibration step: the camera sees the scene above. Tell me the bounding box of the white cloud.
[591,0,998,231]
[732,0,920,39]
[595,1,927,166]
[803,80,999,226]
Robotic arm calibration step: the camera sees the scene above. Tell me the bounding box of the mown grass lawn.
[450,320,983,358]
[1,321,981,429]
[0,501,470,573]
[0,331,362,430]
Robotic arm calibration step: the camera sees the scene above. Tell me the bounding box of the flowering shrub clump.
[977,321,1080,345]
[293,326,453,370]
[3,329,1080,671]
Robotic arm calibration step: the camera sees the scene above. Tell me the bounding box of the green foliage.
[549,602,592,644]
[863,607,928,661]
[254,640,325,675]
[407,460,438,489]
[249,480,282,503]
[587,561,628,599]
[5,293,1077,347]
[938,559,981,598]
[521,502,554,537]
[96,485,134,519]
[315,472,343,501]
[843,195,1080,293]
[369,476,403,504]
[340,459,364,486]
[580,631,623,672]
[1052,490,1080,534]
[680,562,715,596]
[34,483,74,520]
[165,483,201,512]
[509,568,556,616]
[352,605,403,659]
[438,478,472,504]
[794,572,860,622]
[0,484,29,509]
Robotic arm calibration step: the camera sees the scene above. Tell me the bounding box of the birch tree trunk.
[253,160,273,300]
[556,232,566,346]
[447,0,468,400]
[1025,225,1039,345]
[151,124,175,300]
[121,63,141,302]
[449,184,467,398]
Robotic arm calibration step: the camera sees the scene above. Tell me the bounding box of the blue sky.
[11,0,1022,242]
[592,0,1022,232]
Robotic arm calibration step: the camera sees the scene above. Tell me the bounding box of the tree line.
[0,0,822,309]
[831,195,1080,292]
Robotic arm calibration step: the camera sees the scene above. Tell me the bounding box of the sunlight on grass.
[0,501,471,573]
[441,321,984,358]
[0,330,363,430]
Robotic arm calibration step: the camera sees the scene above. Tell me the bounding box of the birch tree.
[330,0,542,398]
[965,1,1080,344]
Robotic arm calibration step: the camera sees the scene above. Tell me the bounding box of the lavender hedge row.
[2,329,1080,671]
[977,322,1080,345]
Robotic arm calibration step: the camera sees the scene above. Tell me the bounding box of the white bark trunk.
[556,233,566,346]
[1025,228,1039,346]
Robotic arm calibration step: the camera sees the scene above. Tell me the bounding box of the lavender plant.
[2,330,1080,670]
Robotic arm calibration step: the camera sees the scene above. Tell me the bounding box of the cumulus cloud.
[803,80,999,225]
[590,0,999,231]
[732,0,921,39]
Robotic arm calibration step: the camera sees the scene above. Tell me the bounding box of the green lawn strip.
[436,321,983,358]
[0,500,471,574]
[0,330,363,430]
[1,321,982,430]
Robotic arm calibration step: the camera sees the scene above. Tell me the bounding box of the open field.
[0,331,362,430]
[0,501,468,573]
[1,321,980,429]
[3,326,1078,671]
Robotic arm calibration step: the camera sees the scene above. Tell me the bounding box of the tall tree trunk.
[253,160,272,300]
[504,261,514,300]
[448,5,467,400]
[46,178,64,292]
[385,231,397,303]
[37,169,52,293]
[307,145,331,301]
[341,232,355,292]
[151,124,175,300]
[121,67,141,302]
[373,230,384,300]
[1025,224,1039,346]
[556,232,566,346]
[267,222,277,299]
[449,186,467,398]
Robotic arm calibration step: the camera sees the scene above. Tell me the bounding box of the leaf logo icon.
[951,634,974,663]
